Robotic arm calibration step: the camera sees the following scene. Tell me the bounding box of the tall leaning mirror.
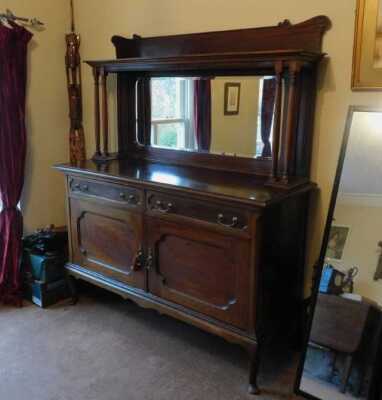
[296,107,382,400]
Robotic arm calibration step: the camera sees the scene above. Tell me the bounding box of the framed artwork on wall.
[224,83,241,115]
[325,225,350,261]
[352,0,382,90]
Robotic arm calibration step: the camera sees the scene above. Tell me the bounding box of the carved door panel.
[147,217,251,330]
[69,198,145,289]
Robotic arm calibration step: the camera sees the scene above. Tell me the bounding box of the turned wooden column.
[271,61,283,181]
[92,66,114,163]
[101,68,109,157]
[92,67,101,160]
[281,61,301,183]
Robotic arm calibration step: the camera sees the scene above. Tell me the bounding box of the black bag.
[23,226,68,256]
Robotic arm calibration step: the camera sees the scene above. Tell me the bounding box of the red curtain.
[260,78,276,157]
[136,78,151,145]
[194,79,211,151]
[0,23,32,305]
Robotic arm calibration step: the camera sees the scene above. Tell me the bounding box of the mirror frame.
[294,105,382,400]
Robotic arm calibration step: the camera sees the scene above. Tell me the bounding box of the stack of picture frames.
[353,0,382,89]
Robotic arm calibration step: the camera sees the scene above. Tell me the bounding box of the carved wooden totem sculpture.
[65,1,86,164]
[374,241,382,280]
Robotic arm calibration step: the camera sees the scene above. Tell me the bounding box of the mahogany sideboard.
[55,16,331,394]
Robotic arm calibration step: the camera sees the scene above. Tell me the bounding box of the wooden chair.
[310,293,379,394]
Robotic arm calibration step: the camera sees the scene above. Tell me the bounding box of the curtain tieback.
[1,206,18,212]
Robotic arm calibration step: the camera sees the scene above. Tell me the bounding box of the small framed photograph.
[325,225,350,261]
[224,83,241,115]
[352,0,382,90]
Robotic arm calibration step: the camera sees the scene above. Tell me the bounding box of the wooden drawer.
[147,191,249,230]
[69,177,142,208]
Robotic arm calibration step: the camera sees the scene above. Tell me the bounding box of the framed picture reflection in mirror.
[224,82,241,115]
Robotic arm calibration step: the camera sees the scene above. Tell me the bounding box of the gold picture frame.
[352,0,382,90]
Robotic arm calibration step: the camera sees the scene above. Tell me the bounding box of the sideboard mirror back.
[85,16,331,188]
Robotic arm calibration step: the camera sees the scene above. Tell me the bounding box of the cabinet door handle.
[146,248,166,284]
[217,213,238,228]
[155,200,173,213]
[145,248,153,270]
[130,249,144,271]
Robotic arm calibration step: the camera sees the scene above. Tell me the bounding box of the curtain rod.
[0,9,44,27]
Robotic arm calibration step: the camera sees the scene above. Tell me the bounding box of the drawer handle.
[155,200,173,213]
[120,192,139,205]
[130,249,144,271]
[73,183,88,193]
[128,194,139,205]
[217,213,238,228]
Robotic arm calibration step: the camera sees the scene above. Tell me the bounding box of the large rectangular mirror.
[296,107,382,400]
[135,76,276,159]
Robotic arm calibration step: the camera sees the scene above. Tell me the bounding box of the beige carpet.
[0,287,303,400]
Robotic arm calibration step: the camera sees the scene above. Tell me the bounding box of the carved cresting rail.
[87,16,331,188]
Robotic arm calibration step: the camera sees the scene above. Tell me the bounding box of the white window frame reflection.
[151,77,196,151]
[256,76,275,158]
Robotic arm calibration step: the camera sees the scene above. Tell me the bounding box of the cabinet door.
[69,197,145,289]
[147,217,251,330]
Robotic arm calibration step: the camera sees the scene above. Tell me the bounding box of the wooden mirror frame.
[85,16,331,188]
[294,106,382,400]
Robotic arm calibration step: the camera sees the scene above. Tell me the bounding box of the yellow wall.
[210,77,259,157]
[0,0,70,233]
[332,201,382,305]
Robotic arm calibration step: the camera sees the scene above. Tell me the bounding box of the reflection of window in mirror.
[145,75,277,158]
[151,77,196,151]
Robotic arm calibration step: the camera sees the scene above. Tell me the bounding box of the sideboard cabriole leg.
[248,341,262,395]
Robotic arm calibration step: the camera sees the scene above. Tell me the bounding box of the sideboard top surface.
[55,159,315,207]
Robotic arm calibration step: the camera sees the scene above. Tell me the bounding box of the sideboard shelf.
[85,50,324,73]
